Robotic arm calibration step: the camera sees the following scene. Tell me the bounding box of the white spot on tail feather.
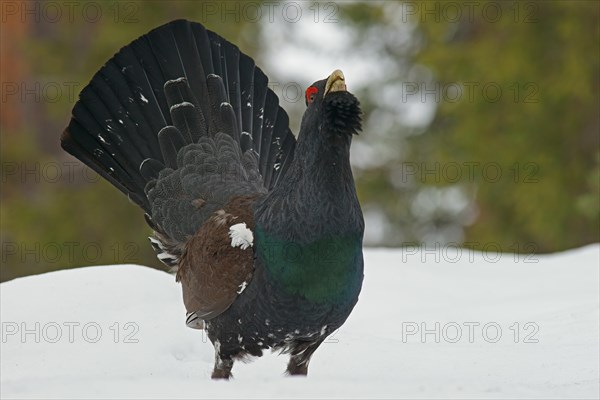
[139,93,148,103]
[170,101,194,112]
[165,77,187,85]
[229,223,253,250]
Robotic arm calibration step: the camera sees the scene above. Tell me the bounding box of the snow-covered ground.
[1,245,599,399]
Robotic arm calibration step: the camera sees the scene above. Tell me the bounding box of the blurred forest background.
[1,0,599,281]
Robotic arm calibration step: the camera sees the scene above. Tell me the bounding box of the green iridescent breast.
[255,226,363,304]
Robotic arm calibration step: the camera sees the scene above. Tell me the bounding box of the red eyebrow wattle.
[305,86,318,103]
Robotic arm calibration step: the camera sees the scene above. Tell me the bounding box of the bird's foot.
[212,352,233,380]
[285,360,308,376]
[284,338,326,377]
[211,368,232,380]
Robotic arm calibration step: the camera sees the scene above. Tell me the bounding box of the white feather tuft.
[229,223,253,250]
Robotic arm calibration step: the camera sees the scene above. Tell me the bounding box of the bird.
[61,19,364,379]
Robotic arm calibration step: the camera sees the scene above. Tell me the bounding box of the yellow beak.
[324,69,346,95]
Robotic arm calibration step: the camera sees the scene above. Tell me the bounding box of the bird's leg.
[285,338,325,376]
[211,351,234,380]
[286,354,309,375]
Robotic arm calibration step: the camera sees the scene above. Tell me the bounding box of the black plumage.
[62,19,363,379]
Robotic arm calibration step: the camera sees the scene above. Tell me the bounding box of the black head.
[300,70,362,139]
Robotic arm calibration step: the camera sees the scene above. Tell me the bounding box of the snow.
[1,245,598,399]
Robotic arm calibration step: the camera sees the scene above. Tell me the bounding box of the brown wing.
[177,195,258,326]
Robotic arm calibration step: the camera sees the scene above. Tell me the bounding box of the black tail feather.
[114,45,169,132]
[222,39,242,135]
[252,69,269,156]
[206,74,230,135]
[158,126,187,169]
[274,128,296,188]
[140,158,165,182]
[239,54,256,152]
[260,91,280,187]
[62,19,296,216]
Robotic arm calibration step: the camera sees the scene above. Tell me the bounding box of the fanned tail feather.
[61,19,296,266]
[62,19,295,213]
